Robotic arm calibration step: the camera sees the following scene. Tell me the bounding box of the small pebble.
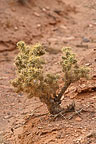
[34,12,40,17]
[75,117,82,121]
[82,37,90,43]
[14,26,18,31]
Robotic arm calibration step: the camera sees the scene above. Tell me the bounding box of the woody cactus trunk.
[11,41,89,115]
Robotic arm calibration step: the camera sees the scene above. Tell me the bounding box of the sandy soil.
[0,0,96,144]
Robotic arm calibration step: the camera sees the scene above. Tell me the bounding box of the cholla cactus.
[11,42,89,114]
[11,41,59,114]
[56,47,89,102]
[61,47,89,82]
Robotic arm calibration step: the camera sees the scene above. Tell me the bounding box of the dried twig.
[68,108,83,120]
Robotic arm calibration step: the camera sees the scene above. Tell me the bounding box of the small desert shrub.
[11,41,89,114]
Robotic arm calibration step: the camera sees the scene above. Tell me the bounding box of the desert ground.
[0,0,96,143]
